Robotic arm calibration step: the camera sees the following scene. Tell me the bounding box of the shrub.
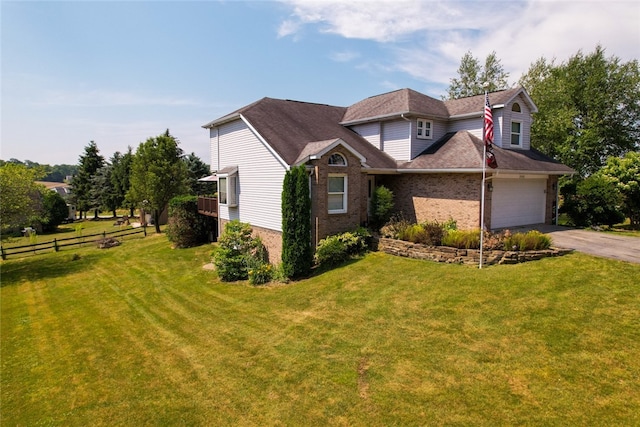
[503,230,552,251]
[380,214,412,239]
[248,262,273,286]
[421,221,445,246]
[281,165,312,279]
[370,186,394,229]
[166,195,208,248]
[441,229,481,249]
[38,190,69,232]
[213,220,268,282]
[314,235,348,267]
[315,228,371,268]
[560,175,625,227]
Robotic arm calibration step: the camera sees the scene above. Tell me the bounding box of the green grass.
[2,235,639,426]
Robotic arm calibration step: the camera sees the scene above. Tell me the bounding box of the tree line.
[1,130,210,235]
[446,46,639,228]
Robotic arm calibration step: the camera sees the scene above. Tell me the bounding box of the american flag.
[484,93,493,146]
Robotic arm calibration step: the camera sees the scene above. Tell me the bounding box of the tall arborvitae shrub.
[281,165,312,279]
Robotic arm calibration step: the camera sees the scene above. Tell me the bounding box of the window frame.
[416,118,433,140]
[510,120,522,147]
[328,153,347,166]
[217,169,238,207]
[327,173,348,214]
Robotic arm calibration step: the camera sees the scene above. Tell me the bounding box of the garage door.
[491,178,546,229]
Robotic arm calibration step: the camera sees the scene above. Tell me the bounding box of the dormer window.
[328,153,347,166]
[511,121,522,146]
[416,119,433,140]
[512,103,522,113]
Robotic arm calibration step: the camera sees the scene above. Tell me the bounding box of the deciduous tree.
[127,130,188,233]
[519,45,640,176]
[445,51,510,99]
[600,152,640,227]
[0,163,43,232]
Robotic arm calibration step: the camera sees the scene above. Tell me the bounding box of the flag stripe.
[484,93,493,146]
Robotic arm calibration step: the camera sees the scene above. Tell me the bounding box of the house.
[36,181,76,221]
[200,87,574,262]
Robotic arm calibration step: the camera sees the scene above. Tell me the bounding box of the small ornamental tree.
[281,165,312,279]
[370,185,394,230]
[38,190,69,232]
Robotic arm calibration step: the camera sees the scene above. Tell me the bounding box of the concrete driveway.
[520,225,640,264]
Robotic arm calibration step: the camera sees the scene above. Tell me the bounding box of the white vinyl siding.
[209,128,219,173]
[216,119,287,230]
[500,94,531,150]
[351,123,381,150]
[411,120,447,159]
[382,120,411,161]
[511,121,522,146]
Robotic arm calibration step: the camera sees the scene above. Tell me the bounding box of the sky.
[2,0,639,167]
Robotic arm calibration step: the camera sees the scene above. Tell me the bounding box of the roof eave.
[202,112,242,129]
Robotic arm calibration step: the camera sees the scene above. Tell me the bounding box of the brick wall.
[379,173,484,230]
[219,218,283,264]
[309,147,368,247]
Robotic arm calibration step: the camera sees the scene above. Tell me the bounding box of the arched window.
[512,103,521,112]
[328,153,347,166]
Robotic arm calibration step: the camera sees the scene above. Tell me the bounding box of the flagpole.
[479,90,488,269]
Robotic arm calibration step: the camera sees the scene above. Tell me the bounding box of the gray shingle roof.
[203,90,571,175]
[341,87,532,124]
[204,97,398,169]
[341,88,449,124]
[403,131,575,174]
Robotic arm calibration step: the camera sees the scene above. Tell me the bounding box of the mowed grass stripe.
[2,236,640,425]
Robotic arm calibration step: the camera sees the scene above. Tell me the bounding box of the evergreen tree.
[127,130,188,233]
[281,165,312,279]
[71,141,104,219]
[183,152,210,195]
[91,164,119,217]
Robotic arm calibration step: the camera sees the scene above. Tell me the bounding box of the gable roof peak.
[342,87,448,124]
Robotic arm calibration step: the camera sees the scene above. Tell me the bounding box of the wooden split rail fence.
[1,227,146,260]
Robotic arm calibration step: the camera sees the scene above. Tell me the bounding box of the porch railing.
[197,196,218,217]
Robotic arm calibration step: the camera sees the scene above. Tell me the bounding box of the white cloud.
[278,0,640,96]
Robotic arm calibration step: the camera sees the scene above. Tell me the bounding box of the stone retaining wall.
[376,237,573,266]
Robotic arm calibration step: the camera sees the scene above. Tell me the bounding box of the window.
[218,177,228,204]
[328,174,347,214]
[217,166,238,206]
[512,103,521,112]
[416,119,433,139]
[328,153,347,166]
[511,121,522,146]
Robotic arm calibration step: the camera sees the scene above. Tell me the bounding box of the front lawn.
[1,236,639,425]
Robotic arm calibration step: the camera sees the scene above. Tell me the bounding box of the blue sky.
[2,0,639,166]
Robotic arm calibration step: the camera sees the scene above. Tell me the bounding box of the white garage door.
[491,178,546,229]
